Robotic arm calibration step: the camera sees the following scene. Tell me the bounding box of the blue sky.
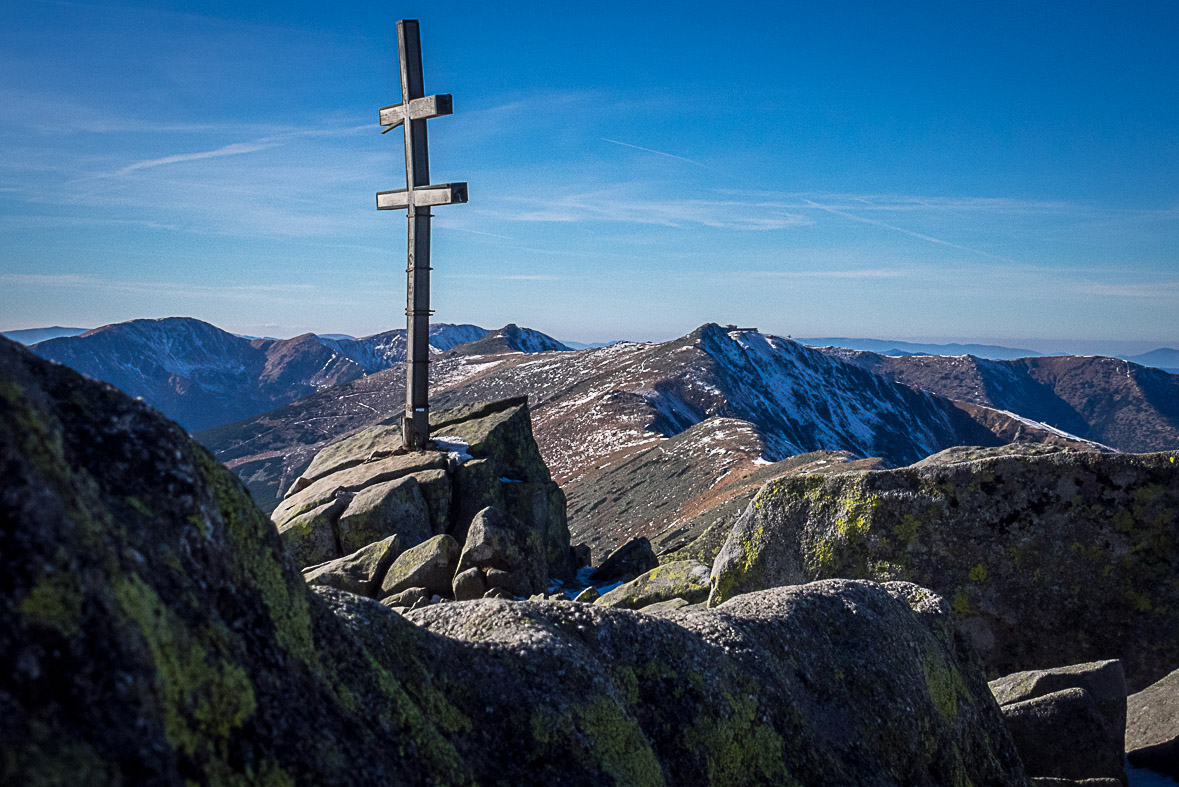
[1,0,1176,352]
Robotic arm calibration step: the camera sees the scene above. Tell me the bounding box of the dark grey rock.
[455,506,544,598]
[451,567,487,601]
[404,579,1028,786]
[302,534,402,597]
[990,660,1127,749]
[379,534,460,599]
[1000,687,1125,782]
[589,536,658,584]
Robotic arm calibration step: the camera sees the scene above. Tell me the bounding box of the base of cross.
[403,410,430,451]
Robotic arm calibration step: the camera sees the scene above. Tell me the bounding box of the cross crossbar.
[379,94,453,130]
[377,182,468,210]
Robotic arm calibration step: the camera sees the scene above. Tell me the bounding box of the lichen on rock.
[709,444,1179,689]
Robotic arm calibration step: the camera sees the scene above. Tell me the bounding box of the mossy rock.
[407,579,1028,786]
[0,335,468,785]
[709,448,1179,689]
[380,534,461,599]
[596,561,711,610]
[302,534,403,598]
[336,475,431,555]
[277,494,348,568]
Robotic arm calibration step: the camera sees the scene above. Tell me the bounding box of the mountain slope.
[824,348,1179,453]
[32,318,368,431]
[319,323,488,372]
[442,323,572,355]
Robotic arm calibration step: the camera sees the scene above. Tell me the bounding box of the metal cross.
[377,19,467,451]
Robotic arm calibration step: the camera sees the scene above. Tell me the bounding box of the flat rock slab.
[302,534,403,598]
[272,450,447,526]
[336,475,432,555]
[589,536,658,584]
[302,423,404,483]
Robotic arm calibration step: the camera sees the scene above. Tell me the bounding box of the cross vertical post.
[377,19,467,451]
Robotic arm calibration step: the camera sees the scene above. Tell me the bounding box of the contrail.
[802,198,1015,263]
[600,137,709,168]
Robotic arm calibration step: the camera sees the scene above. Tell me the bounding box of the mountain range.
[803,336,1179,371]
[17,316,1178,560]
[26,317,569,431]
[197,323,1130,558]
[1,326,88,345]
[821,347,1179,453]
[800,337,1046,359]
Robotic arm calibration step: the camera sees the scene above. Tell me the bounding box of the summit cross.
[377,19,468,451]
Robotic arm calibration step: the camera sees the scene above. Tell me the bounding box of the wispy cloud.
[112,140,281,175]
[68,123,372,181]
[435,224,515,240]
[0,273,319,299]
[448,273,578,281]
[492,189,812,231]
[1072,281,1179,299]
[740,268,907,280]
[0,215,183,231]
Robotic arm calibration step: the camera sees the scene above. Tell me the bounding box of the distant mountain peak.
[448,324,571,356]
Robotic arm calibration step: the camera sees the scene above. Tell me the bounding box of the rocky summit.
[709,442,1179,690]
[272,396,577,598]
[0,334,1035,784]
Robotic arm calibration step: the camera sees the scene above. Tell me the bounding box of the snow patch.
[432,436,473,464]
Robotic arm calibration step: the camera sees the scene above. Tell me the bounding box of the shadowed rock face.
[404,580,1027,786]
[709,443,1179,689]
[989,661,1128,784]
[1,336,1027,785]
